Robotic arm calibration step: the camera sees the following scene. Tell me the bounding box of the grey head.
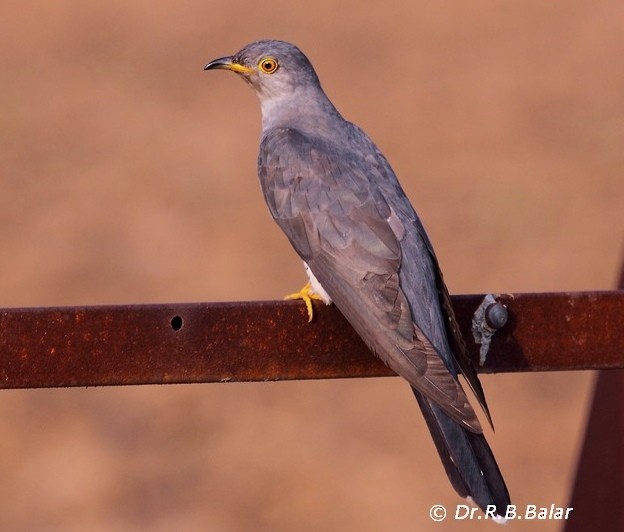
[205,40,341,131]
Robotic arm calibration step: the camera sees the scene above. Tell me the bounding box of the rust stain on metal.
[563,261,624,531]
[0,291,622,389]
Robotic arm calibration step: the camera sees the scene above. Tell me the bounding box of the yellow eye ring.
[259,57,279,74]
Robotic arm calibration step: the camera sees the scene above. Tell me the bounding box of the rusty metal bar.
[564,267,624,532]
[0,290,622,390]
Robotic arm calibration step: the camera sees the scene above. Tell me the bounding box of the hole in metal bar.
[170,315,183,331]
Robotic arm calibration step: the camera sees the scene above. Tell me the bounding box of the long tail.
[412,386,510,519]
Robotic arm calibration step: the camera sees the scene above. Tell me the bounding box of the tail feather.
[412,386,510,517]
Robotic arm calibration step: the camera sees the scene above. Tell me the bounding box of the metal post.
[564,263,624,532]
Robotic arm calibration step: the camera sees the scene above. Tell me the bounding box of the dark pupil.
[264,61,274,70]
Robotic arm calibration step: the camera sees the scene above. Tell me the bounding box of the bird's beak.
[204,56,254,74]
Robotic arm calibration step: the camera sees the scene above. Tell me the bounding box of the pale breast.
[303,262,332,305]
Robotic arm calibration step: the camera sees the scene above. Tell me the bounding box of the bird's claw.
[284,282,323,322]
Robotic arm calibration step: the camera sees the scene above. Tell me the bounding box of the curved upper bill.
[204,56,254,74]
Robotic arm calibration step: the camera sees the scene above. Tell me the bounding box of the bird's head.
[204,40,322,100]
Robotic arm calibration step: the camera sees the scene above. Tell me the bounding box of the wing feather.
[259,127,481,432]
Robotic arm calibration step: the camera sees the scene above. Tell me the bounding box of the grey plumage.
[205,40,510,517]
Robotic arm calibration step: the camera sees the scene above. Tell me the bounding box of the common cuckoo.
[205,40,510,518]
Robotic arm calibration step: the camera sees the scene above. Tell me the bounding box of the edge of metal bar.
[0,290,622,389]
[563,262,624,530]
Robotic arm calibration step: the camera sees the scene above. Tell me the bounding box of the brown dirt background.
[1,1,623,531]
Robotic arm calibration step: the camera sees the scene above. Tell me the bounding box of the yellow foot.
[284,282,323,322]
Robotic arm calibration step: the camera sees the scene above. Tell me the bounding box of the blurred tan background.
[1,1,623,531]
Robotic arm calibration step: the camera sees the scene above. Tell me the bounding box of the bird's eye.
[259,57,279,74]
